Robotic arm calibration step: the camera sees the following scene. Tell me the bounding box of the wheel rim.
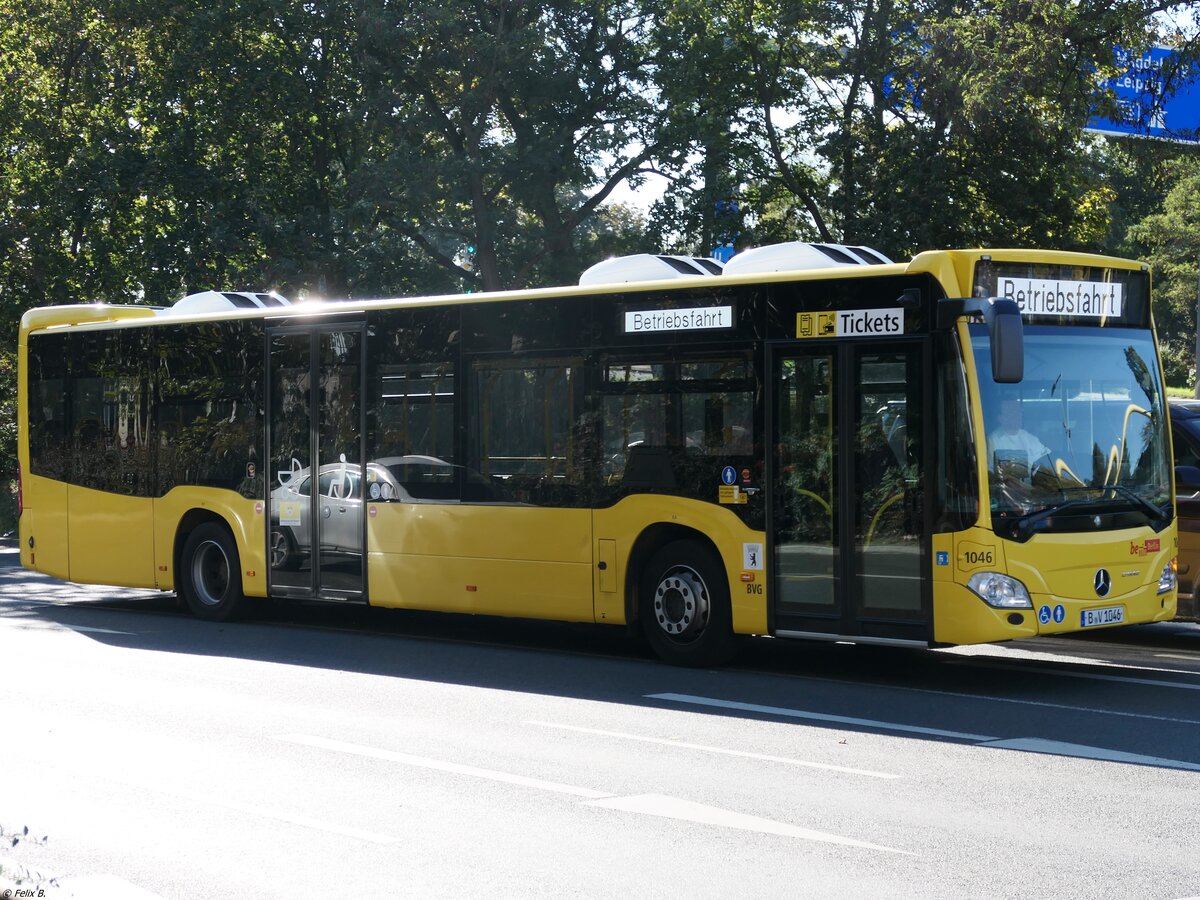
[191,539,230,607]
[270,530,288,568]
[652,565,710,642]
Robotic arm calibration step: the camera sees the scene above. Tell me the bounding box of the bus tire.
[639,540,739,667]
[180,522,245,622]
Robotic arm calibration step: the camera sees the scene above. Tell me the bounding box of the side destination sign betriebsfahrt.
[624,306,734,333]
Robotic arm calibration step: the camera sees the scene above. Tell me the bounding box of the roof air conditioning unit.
[163,291,291,315]
[722,242,892,276]
[579,254,724,286]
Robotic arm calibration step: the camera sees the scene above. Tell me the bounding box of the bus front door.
[769,341,930,643]
[267,325,367,602]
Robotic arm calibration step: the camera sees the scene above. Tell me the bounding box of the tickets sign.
[796,308,904,339]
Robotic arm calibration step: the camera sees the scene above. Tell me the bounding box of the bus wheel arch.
[627,525,740,667]
[175,512,246,622]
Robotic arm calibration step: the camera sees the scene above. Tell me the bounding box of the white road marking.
[276,733,612,798]
[159,783,400,844]
[648,693,998,741]
[525,720,899,779]
[942,649,1200,687]
[838,681,1200,726]
[649,694,1200,771]
[1010,663,1200,692]
[279,734,905,853]
[1154,653,1200,661]
[583,794,911,854]
[10,620,135,635]
[979,738,1200,772]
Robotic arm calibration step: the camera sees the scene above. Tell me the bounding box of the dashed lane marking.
[978,738,1200,772]
[276,733,908,853]
[583,794,912,854]
[277,733,611,798]
[525,720,900,779]
[650,694,1200,771]
[647,693,998,741]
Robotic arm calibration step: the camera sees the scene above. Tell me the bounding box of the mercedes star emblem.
[1094,568,1111,597]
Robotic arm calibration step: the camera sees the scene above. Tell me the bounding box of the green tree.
[352,1,668,291]
[648,0,1200,260]
[1127,155,1200,388]
[0,0,156,327]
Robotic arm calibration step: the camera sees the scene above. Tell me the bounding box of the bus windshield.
[970,325,1171,522]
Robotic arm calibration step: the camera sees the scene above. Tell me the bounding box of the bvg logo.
[1130,538,1161,556]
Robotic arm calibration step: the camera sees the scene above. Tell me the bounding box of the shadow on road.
[3,545,1199,771]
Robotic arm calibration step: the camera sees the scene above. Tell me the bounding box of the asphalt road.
[1,546,1198,899]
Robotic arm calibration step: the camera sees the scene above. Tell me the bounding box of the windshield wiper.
[1002,484,1168,541]
[1003,497,1100,540]
[1093,483,1169,521]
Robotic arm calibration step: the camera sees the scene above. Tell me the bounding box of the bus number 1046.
[963,550,994,566]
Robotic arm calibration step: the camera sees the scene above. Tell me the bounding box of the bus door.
[267,324,367,601]
[768,340,930,643]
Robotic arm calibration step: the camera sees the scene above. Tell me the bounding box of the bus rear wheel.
[639,540,739,667]
[180,522,245,622]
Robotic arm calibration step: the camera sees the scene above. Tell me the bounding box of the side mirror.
[936,297,1024,383]
[987,300,1024,383]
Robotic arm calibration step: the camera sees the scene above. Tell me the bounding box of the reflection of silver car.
[270,461,390,570]
[269,456,504,569]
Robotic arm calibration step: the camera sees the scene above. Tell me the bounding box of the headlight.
[967,571,1033,609]
[1158,559,1177,595]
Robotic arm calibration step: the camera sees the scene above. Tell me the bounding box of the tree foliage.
[1127,154,1200,386]
[649,0,1200,260]
[1,0,1199,326]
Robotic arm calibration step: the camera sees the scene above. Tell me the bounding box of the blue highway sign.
[1086,46,1200,143]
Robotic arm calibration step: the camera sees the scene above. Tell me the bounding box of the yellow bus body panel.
[19,475,71,580]
[367,504,594,621]
[934,524,1177,644]
[152,488,267,597]
[365,496,766,634]
[592,496,768,635]
[63,486,157,588]
[19,479,266,597]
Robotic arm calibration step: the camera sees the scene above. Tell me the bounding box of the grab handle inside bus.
[938,297,1024,383]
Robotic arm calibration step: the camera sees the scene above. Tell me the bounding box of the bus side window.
[600,354,755,498]
[28,334,71,481]
[467,357,588,506]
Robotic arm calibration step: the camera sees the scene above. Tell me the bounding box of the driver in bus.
[988,397,1052,476]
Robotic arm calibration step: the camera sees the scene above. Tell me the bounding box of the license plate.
[1080,605,1125,628]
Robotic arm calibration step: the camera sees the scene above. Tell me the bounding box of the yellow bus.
[16,243,1178,665]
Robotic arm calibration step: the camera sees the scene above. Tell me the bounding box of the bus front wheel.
[180,522,245,622]
[639,540,739,667]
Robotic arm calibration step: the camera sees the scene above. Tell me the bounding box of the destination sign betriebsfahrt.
[998,278,1123,318]
[624,306,733,333]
